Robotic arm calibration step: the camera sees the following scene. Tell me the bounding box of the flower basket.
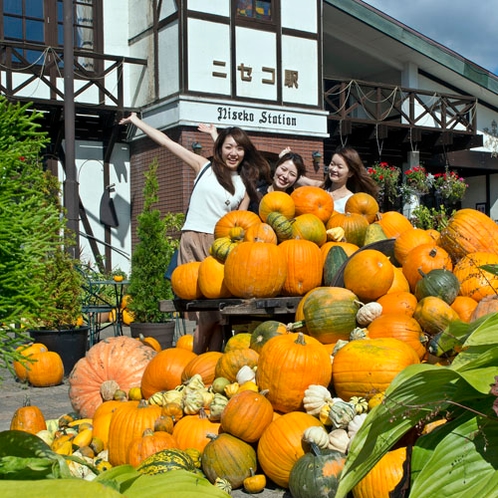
[367,162,401,207]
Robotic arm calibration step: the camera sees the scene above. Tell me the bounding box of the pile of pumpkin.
[6,187,498,496]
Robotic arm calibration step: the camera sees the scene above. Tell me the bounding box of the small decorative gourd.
[356,301,383,326]
[302,425,329,450]
[236,365,256,385]
[328,428,350,453]
[328,399,357,429]
[303,384,333,416]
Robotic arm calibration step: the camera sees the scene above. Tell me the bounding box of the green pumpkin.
[323,245,349,286]
[137,448,197,475]
[266,211,294,242]
[414,268,460,304]
[289,443,346,498]
[201,433,257,489]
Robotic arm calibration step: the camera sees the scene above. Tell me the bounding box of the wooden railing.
[324,78,478,134]
[0,40,147,110]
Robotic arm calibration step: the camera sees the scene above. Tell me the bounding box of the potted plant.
[0,97,88,378]
[127,160,184,348]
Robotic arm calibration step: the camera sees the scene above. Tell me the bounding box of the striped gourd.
[266,212,293,242]
[137,448,197,475]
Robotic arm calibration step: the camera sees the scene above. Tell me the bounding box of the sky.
[361,0,498,76]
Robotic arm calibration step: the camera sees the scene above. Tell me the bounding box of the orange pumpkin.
[171,261,203,300]
[258,191,295,222]
[176,334,194,351]
[412,296,460,337]
[451,295,478,323]
[213,210,261,240]
[68,336,156,418]
[220,389,274,443]
[141,347,197,399]
[256,332,332,413]
[224,332,252,351]
[197,256,232,299]
[25,350,64,387]
[402,244,452,293]
[377,291,418,316]
[278,238,323,296]
[10,397,47,434]
[377,211,413,239]
[107,400,163,466]
[394,227,436,266]
[127,428,178,467]
[343,249,395,302]
[452,251,498,302]
[172,408,221,453]
[181,351,223,387]
[367,313,426,359]
[224,242,287,298]
[243,222,278,244]
[331,337,420,400]
[92,400,125,449]
[344,192,380,223]
[13,343,48,382]
[439,208,498,261]
[257,411,323,488]
[386,266,411,294]
[290,185,334,223]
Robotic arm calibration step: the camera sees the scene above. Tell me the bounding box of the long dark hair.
[274,152,307,184]
[212,127,271,204]
[323,147,379,199]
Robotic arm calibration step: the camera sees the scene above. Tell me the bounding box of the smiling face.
[328,153,352,187]
[221,135,245,170]
[273,159,299,191]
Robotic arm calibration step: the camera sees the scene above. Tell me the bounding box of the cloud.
[362,0,498,75]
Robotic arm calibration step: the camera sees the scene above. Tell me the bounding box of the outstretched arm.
[120,112,207,173]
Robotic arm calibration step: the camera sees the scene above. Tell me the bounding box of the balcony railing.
[0,40,147,111]
[324,78,478,135]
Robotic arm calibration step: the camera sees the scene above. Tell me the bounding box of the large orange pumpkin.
[367,313,426,359]
[25,350,64,387]
[377,211,413,239]
[344,192,380,223]
[256,332,332,413]
[394,227,436,266]
[127,428,178,467]
[290,185,334,223]
[386,266,411,294]
[69,336,156,418]
[220,389,274,443]
[258,191,295,222]
[278,238,323,296]
[331,337,420,400]
[243,222,278,244]
[377,291,418,317]
[213,210,261,239]
[343,249,395,302]
[141,347,197,399]
[197,256,232,299]
[92,400,125,449]
[257,411,323,488]
[223,241,287,298]
[171,262,203,300]
[181,351,223,387]
[13,343,48,382]
[107,400,163,466]
[439,208,498,261]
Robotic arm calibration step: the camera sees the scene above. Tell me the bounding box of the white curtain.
[76,0,94,71]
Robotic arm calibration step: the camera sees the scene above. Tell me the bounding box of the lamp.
[312,151,322,172]
[192,142,203,155]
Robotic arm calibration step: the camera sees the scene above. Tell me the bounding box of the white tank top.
[182,164,246,234]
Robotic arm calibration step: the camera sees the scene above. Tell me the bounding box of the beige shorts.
[178,231,214,265]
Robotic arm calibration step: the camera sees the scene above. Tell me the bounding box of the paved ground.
[0,325,291,497]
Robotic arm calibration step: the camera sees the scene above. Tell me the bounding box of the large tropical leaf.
[335,313,498,498]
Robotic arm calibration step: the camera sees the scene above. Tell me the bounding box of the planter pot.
[29,326,90,376]
[130,321,175,349]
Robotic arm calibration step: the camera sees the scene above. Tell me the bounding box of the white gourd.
[236,365,256,385]
[328,428,350,453]
[303,426,330,450]
[303,385,333,415]
[356,301,383,326]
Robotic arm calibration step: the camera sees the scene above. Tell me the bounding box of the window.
[2,0,97,66]
[237,0,272,20]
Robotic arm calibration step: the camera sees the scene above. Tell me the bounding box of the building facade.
[2,0,497,273]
